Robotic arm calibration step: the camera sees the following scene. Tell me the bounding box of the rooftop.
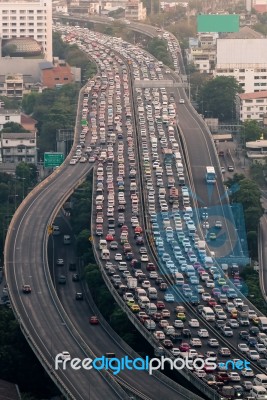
[225,26,263,39]
[2,132,35,140]
[0,109,20,115]
[238,91,267,100]
[21,113,37,126]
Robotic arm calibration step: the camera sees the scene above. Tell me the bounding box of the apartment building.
[125,0,146,20]
[236,91,267,122]
[0,131,37,164]
[186,33,217,73]
[0,0,53,61]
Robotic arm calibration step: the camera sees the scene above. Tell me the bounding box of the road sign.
[44,152,64,168]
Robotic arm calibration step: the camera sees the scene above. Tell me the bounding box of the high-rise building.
[0,0,52,61]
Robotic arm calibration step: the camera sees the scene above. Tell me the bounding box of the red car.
[156,301,165,310]
[216,372,229,383]
[146,263,156,271]
[208,298,217,307]
[106,234,114,242]
[89,316,99,325]
[179,342,190,352]
[121,225,129,232]
[134,226,143,234]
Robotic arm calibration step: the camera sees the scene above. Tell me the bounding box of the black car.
[182,329,192,338]
[215,319,226,329]
[155,277,164,286]
[169,333,182,343]
[233,385,244,397]
[257,358,267,369]
[250,326,260,336]
[239,330,249,340]
[197,305,204,314]
[247,336,257,347]
[72,273,80,282]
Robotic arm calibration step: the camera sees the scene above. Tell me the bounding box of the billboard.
[197,14,239,33]
[44,152,64,168]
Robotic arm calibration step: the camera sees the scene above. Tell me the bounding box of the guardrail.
[4,76,130,400]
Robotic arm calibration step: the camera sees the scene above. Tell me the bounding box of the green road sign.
[44,152,64,168]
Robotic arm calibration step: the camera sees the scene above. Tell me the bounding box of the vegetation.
[241,120,262,142]
[52,31,97,82]
[226,174,264,258]
[146,37,173,68]
[250,161,267,186]
[1,122,30,134]
[198,76,242,121]
[240,265,267,315]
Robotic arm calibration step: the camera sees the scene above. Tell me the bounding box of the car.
[208,338,219,347]
[142,280,151,288]
[198,329,209,338]
[233,298,244,308]
[219,347,231,356]
[228,165,234,172]
[255,343,267,354]
[239,330,249,340]
[221,326,233,337]
[189,319,200,328]
[130,304,141,313]
[182,329,192,338]
[176,312,186,321]
[238,343,250,353]
[58,351,71,361]
[228,372,241,382]
[75,292,83,300]
[162,339,173,349]
[257,358,267,369]
[179,342,190,352]
[241,368,254,377]
[179,98,185,104]
[56,258,64,266]
[174,320,184,329]
[190,338,202,347]
[248,349,260,360]
[209,232,216,240]
[22,284,31,293]
[141,254,149,262]
[242,381,253,391]
[89,316,99,325]
[170,348,181,356]
[161,309,171,318]
[153,330,166,340]
[247,336,257,346]
[228,319,239,328]
[72,273,79,282]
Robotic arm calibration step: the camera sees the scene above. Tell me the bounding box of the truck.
[259,317,267,331]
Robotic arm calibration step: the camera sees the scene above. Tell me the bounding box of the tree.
[21,92,40,115]
[1,122,29,133]
[241,120,262,142]
[198,76,242,121]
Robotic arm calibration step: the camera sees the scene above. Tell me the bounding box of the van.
[174,272,184,285]
[202,307,215,321]
[145,303,157,315]
[254,375,267,389]
[63,235,71,244]
[101,249,110,260]
[99,239,107,250]
[250,386,267,399]
[138,296,150,309]
[148,287,158,300]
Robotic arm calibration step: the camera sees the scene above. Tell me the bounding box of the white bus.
[206,166,216,184]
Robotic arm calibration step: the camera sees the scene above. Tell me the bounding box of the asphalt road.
[4,160,126,400]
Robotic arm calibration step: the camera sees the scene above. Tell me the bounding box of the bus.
[206,166,216,184]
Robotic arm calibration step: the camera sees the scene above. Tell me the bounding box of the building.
[0,109,37,131]
[0,0,53,61]
[0,131,37,164]
[0,109,21,130]
[40,58,76,88]
[186,33,217,73]
[125,0,146,20]
[236,91,267,122]
[214,28,267,93]
[246,139,267,161]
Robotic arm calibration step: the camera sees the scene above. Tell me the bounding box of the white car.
[206,280,215,288]
[174,320,184,328]
[80,157,87,163]
[179,98,185,104]
[241,368,254,377]
[153,330,165,340]
[238,343,249,353]
[228,372,241,381]
[228,319,239,328]
[69,159,77,165]
[59,351,71,361]
[202,292,211,301]
[114,253,123,261]
[142,280,151,288]
[141,254,149,262]
[198,329,209,338]
[207,338,219,347]
[233,298,244,308]
[255,343,267,354]
[190,338,202,347]
[248,350,260,361]
[170,348,180,357]
[189,319,200,328]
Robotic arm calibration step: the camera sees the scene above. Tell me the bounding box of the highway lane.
[5,160,128,400]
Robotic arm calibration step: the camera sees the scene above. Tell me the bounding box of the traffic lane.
[6,167,123,400]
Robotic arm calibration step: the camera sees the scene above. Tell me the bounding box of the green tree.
[198,76,242,121]
[1,122,29,133]
[21,92,40,115]
[241,120,262,142]
[0,183,9,203]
